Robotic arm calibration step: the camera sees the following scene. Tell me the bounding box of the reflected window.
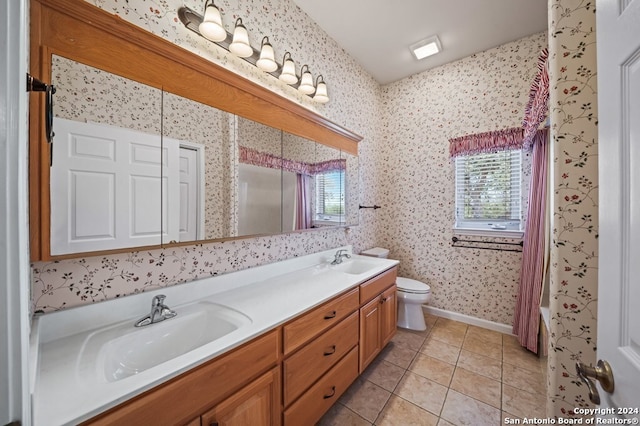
[314,170,344,224]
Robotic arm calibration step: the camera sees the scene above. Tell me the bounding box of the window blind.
[454,150,522,230]
[315,170,344,220]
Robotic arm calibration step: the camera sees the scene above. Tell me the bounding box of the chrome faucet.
[135,294,177,327]
[331,249,351,265]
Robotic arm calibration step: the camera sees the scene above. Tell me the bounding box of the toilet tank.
[360,247,390,259]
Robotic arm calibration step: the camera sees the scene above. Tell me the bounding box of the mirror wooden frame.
[29,0,361,261]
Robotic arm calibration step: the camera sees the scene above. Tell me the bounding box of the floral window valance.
[239,146,346,175]
[448,127,524,158]
[522,48,549,149]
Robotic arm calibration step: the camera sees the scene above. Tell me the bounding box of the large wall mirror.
[30,0,361,260]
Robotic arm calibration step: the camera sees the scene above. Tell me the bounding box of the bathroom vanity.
[31,247,399,425]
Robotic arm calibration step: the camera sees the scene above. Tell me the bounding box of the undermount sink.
[79,301,251,382]
[331,259,379,275]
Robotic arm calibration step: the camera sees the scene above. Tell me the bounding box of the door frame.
[179,141,205,241]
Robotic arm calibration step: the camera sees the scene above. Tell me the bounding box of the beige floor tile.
[339,378,392,423]
[420,337,461,365]
[462,335,502,360]
[502,384,546,419]
[440,389,501,426]
[392,329,428,351]
[424,313,439,330]
[450,367,502,408]
[466,325,503,346]
[436,419,456,426]
[502,411,523,424]
[502,334,521,347]
[409,354,455,386]
[502,363,546,395]
[503,344,543,373]
[429,326,466,348]
[394,371,448,416]
[379,342,418,369]
[434,317,469,332]
[457,350,502,381]
[361,358,406,392]
[374,395,439,426]
[318,403,372,426]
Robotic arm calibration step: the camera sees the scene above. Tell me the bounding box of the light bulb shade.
[298,68,315,94]
[279,55,298,84]
[229,19,253,57]
[256,37,277,72]
[199,2,226,42]
[313,81,329,103]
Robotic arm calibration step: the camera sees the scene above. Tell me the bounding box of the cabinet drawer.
[85,330,280,426]
[283,346,359,426]
[359,267,397,304]
[283,287,359,355]
[284,311,358,406]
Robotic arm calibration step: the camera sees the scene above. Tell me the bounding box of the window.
[314,170,344,224]
[454,150,522,235]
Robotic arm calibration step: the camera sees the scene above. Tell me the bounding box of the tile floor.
[318,314,547,426]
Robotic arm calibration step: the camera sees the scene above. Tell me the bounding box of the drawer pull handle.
[324,310,337,320]
[380,297,387,304]
[324,345,336,356]
[323,386,336,399]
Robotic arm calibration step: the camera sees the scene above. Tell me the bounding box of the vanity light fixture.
[177,5,330,102]
[229,18,253,58]
[313,75,329,103]
[410,35,442,60]
[198,0,226,42]
[298,65,315,95]
[256,36,278,72]
[279,52,298,84]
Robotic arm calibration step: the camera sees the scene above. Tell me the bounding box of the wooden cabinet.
[200,368,280,426]
[358,268,398,373]
[84,330,280,426]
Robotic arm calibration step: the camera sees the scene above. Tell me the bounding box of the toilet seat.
[396,277,430,295]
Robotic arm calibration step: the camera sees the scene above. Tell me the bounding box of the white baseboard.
[422,306,514,335]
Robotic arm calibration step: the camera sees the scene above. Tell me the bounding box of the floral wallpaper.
[547,0,598,419]
[378,32,546,326]
[32,0,381,312]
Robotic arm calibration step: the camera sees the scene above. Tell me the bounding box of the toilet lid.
[396,277,430,294]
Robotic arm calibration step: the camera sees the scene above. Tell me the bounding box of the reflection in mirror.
[313,143,345,227]
[50,56,163,255]
[281,132,316,232]
[235,116,284,236]
[161,90,233,244]
[343,151,359,226]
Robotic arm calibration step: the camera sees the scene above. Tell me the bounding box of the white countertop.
[31,246,399,425]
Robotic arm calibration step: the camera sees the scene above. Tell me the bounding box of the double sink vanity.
[32,247,399,425]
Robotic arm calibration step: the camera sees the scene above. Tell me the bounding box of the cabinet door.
[201,367,281,426]
[359,297,381,373]
[380,285,397,347]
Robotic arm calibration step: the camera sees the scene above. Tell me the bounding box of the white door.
[51,118,164,254]
[597,0,640,411]
[179,146,199,242]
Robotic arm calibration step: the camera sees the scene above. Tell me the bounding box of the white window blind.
[454,150,522,233]
[315,170,344,223]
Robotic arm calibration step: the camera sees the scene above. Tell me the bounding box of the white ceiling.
[292,0,548,85]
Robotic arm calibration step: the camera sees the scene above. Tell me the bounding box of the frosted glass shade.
[199,3,226,42]
[279,57,298,84]
[313,81,329,103]
[298,69,315,94]
[256,39,277,72]
[229,20,253,58]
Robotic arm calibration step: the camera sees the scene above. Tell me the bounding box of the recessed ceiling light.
[410,35,442,60]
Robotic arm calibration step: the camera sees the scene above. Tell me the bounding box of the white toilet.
[361,247,431,331]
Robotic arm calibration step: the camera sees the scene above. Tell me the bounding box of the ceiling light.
[229,18,253,58]
[410,35,442,60]
[198,0,226,42]
[256,36,278,72]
